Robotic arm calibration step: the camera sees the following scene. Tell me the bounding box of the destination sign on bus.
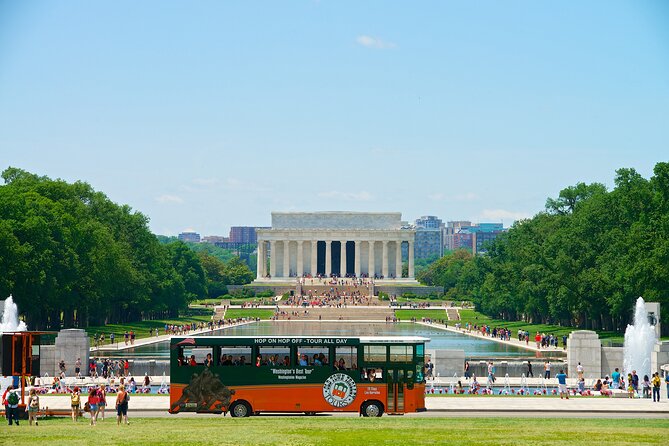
[253,338,349,345]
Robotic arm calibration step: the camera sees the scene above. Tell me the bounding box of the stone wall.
[567,330,601,378]
[272,212,403,230]
[376,285,444,297]
[430,349,465,377]
[40,329,90,377]
[601,347,624,378]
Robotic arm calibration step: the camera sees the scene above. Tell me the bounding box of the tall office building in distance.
[414,216,444,259]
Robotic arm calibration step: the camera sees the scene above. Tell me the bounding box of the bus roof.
[170,335,430,344]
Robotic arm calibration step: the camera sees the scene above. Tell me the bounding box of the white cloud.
[427,193,445,201]
[192,178,220,186]
[479,209,531,222]
[318,190,373,201]
[155,194,184,204]
[356,35,396,49]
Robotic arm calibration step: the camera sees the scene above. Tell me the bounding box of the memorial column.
[325,240,332,277]
[269,240,276,278]
[297,240,304,277]
[368,241,375,277]
[283,240,290,277]
[395,240,402,278]
[256,240,264,279]
[340,240,347,277]
[408,240,415,278]
[311,240,318,276]
[382,241,389,278]
[354,240,361,277]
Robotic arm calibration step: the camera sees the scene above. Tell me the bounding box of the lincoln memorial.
[255,212,417,281]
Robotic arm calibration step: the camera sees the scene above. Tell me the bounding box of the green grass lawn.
[6,417,667,445]
[224,308,275,320]
[394,309,448,321]
[85,314,213,344]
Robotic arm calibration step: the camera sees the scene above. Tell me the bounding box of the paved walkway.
[416,321,565,355]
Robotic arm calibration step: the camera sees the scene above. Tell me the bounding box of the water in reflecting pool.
[95,322,565,360]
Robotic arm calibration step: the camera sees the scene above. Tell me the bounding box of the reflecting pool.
[95,322,565,360]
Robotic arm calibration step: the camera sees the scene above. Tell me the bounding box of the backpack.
[71,392,80,405]
[7,391,19,405]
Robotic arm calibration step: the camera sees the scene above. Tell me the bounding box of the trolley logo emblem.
[323,373,357,408]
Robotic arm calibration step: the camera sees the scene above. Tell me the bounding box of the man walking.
[544,361,551,379]
[576,362,584,380]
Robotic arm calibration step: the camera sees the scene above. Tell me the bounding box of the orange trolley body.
[169,335,429,417]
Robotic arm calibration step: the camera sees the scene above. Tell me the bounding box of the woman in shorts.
[71,386,81,422]
[26,388,40,426]
[87,387,100,426]
[116,385,129,425]
[97,387,107,421]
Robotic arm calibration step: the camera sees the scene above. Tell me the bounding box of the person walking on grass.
[71,386,81,421]
[116,385,129,425]
[26,388,40,426]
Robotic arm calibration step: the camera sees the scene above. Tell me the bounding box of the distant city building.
[202,235,229,244]
[414,216,444,259]
[444,221,505,254]
[228,226,271,244]
[444,221,472,252]
[178,231,201,243]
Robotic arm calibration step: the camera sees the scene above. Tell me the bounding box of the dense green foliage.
[419,163,669,334]
[0,168,252,329]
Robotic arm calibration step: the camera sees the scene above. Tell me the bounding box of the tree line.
[419,162,669,334]
[0,168,253,330]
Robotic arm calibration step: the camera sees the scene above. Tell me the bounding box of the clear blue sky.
[1,1,667,236]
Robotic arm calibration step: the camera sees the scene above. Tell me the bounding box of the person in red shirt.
[87,387,100,426]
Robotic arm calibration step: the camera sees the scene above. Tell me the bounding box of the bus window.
[259,347,290,366]
[362,368,384,382]
[390,345,413,362]
[219,346,252,366]
[415,344,424,361]
[363,345,387,362]
[180,347,213,366]
[296,347,329,366]
[334,346,357,370]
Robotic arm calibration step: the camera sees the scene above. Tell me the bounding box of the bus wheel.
[361,401,384,417]
[230,401,252,418]
[304,411,316,416]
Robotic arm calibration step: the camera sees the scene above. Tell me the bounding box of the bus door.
[386,369,405,413]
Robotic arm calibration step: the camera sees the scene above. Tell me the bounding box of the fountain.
[0,295,27,332]
[623,296,657,382]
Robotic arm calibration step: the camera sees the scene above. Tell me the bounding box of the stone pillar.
[368,241,375,277]
[297,241,304,277]
[53,329,90,377]
[354,240,361,277]
[395,240,402,278]
[325,240,332,277]
[340,241,347,277]
[269,240,276,278]
[283,240,290,278]
[567,330,602,378]
[408,240,415,278]
[256,241,262,279]
[382,241,389,278]
[311,240,318,276]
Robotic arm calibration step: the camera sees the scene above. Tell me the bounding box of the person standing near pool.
[556,369,569,399]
